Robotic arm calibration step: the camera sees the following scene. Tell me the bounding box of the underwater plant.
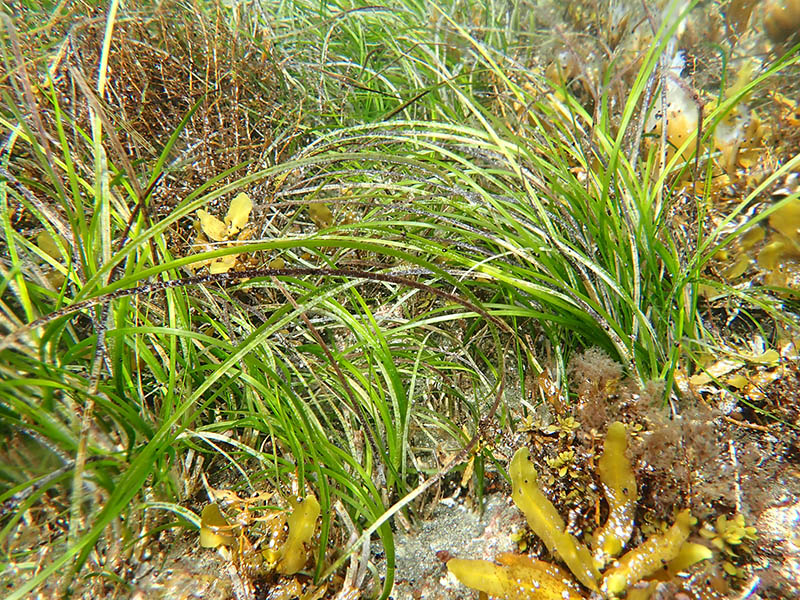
[193,192,254,274]
[699,513,757,577]
[198,489,323,599]
[447,422,713,599]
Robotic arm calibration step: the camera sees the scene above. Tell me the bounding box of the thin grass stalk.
[65,0,119,574]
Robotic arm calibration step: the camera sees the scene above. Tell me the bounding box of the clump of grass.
[1,3,508,597]
[274,0,799,390]
[1,0,798,598]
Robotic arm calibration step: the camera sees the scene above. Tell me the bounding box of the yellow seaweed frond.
[199,503,236,548]
[699,513,757,555]
[510,447,600,591]
[308,202,333,229]
[276,493,321,575]
[194,193,254,273]
[447,554,585,600]
[225,192,253,235]
[197,209,229,242]
[602,509,692,596]
[593,422,637,566]
[666,541,714,575]
[452,423,717,599]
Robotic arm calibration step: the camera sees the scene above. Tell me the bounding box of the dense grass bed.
[1,1,798,598]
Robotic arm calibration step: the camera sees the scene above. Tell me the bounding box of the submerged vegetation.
[1,0,798,598]
[448,423,712,598]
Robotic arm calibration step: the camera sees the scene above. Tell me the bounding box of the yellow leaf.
[225,192,253,235]
[200,504,235,548]
[308,203,333,229]
[723,255,751,280]
[36,231,66,259]
[745,349,780,365]
[726,58,756,100]
[726,0,757,37]
[722,561,739,576]
[727,374,749,389]
[277,493,320,575]
[46,271,66,288]
[740,226,765,251]
[769,198,800,242]
[757,238,788,270]
[697,284,719,299]
[667,542,713,574]
[198,209,228,242]
[209,254,237,274]
[690,359,743,386]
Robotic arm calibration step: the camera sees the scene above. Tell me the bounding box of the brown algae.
[447,422,711,599]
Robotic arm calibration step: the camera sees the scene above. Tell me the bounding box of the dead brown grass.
[1,1,300,248]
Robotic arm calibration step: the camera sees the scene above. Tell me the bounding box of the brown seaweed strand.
[1,267,514,351]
